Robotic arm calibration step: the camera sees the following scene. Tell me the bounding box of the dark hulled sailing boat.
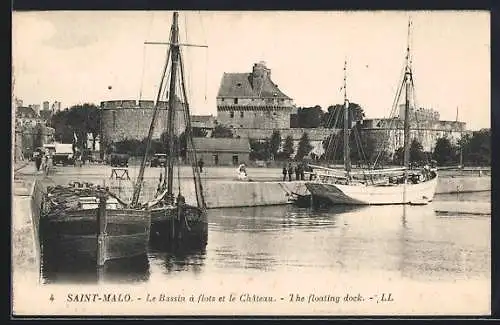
[130,12,208,249]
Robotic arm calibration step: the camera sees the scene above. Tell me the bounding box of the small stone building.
[190,137,250,166]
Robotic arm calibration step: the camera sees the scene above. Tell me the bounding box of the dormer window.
[236,82,242,87]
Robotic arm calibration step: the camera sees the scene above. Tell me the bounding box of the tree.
[461,128,490,166]
[295,105,323,128]
[249,139,270,161]
[51,103,101,149]
[393,139,426,165]
[269,130,281,160]
[322,102,365,129]
[192,127,208,137]
[33,123,44,149]
[295,132,313,160]
[281,135,294,159]
[432,137,458,166]
[410,139,426,163]
[211,124,234,138]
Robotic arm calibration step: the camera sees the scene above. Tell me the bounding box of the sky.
[12,11,490,130]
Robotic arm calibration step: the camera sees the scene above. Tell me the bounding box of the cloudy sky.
[12,11,490,130]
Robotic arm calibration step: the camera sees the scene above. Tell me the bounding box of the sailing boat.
[305,20,438,206]
[130,12,208,248]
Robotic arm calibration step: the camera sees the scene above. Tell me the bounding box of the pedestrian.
[282,164,287,181]
[287,163,293,182]
[295,164,300,181]
[308,165,314,181]
[198,158,204,173]
[34,152,42,171]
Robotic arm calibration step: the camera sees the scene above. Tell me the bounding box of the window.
[232,155,239,165]
[240,111,244,118]
[230,111,234,118]
[234,98,238,104]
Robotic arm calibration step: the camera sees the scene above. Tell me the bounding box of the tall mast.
[131,14,174,206]
[165,12,180,203]
[343,59,351,178]
[402,18,412,171]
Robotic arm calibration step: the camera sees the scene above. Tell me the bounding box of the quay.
[12,163,490,283]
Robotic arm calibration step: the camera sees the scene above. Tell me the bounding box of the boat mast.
[402,18,412,173]
[343,59,351,179]
[130,15,174,207]
[165,12,180,203]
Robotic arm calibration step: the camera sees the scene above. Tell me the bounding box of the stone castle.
[99,61,467,158]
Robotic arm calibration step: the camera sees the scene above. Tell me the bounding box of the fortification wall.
[360,118,469,152]
[100,100,185,149]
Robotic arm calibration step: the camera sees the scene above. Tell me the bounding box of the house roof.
[16,106,37,118]
[190,137,251,153]
[191,115,215,122]
[217,72,291,99]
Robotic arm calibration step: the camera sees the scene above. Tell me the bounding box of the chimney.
[251,61,271,93]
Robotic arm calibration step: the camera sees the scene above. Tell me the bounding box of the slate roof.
[16,106,37,118]
[190,137,251,153]
[217,72,291,99]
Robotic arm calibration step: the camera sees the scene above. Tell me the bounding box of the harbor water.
[41,192,490,287]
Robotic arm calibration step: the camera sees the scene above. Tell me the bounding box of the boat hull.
[41,208,151,266]
[149,204,208,249]
[305,174,438,205]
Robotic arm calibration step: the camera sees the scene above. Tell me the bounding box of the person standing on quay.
[282,164,287,181]
[287,163,293,182]
[198,158,204,173]
[34,152,42,171]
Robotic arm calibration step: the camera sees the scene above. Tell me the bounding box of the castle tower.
[216,61,294,130]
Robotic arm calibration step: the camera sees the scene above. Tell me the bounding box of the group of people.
[33,149,52,174]
[282,162,312,181]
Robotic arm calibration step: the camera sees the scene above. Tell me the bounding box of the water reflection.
[41,254,151,284]
[40,193,490,285]
[149,245,206,274]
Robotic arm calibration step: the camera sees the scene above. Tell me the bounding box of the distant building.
[216,61,295,130]
[15,98,23,108]
[43,101,50,111]
[360,118,468,153]
[399,104,440,121]
[16,106,38,120]
[29,104,41,116]
[191,115,216,136]
[52,101,62,112]
[189,137,251,166]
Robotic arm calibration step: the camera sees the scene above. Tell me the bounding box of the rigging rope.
[372,63,406,168]
[131,19,174,206]
[178,47,208,212]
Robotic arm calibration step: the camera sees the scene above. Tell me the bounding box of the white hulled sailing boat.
[305,19,438,206]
